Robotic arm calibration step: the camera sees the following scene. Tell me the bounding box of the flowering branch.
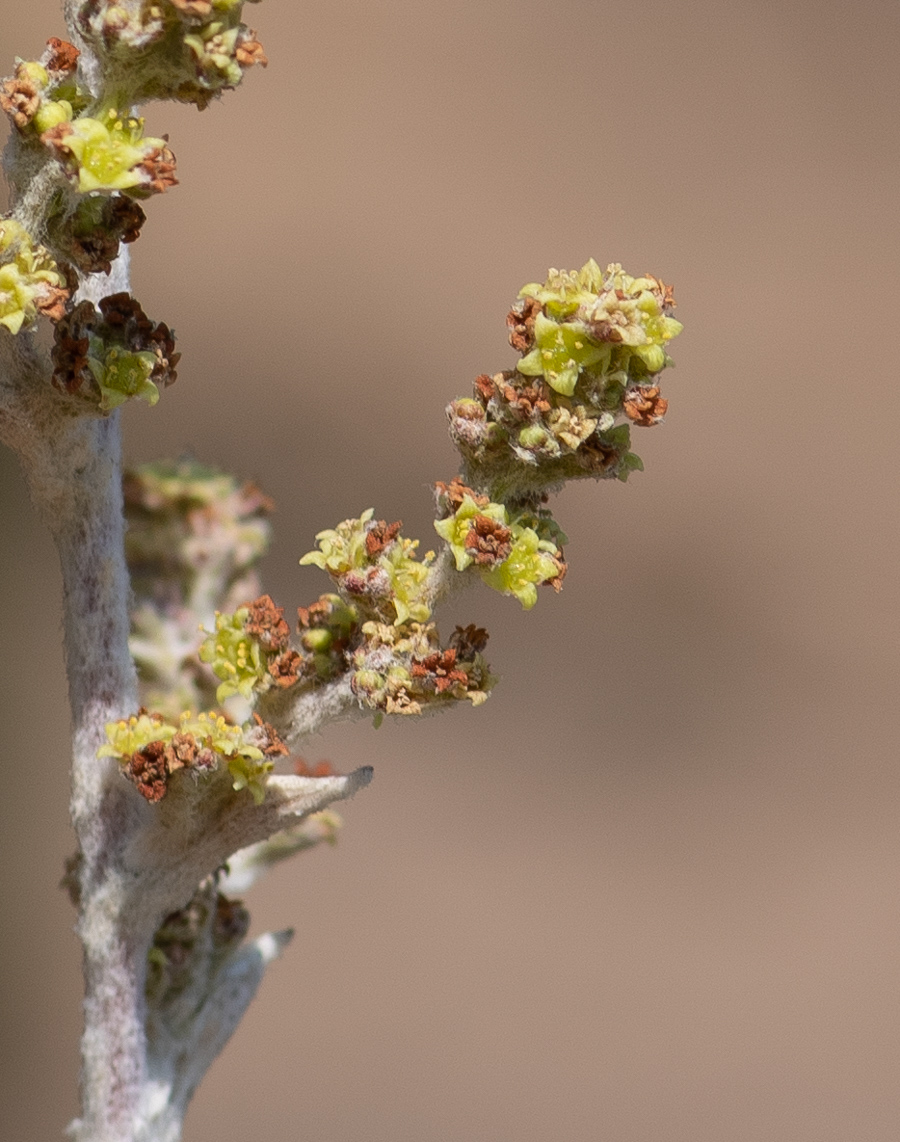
[0,3,683,1140]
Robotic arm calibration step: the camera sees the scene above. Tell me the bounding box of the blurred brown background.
[2,1,899,1139]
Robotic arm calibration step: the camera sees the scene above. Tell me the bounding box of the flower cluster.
[98,708,284,804]
[433,479,565,609]
[349,621,492,724]
[52,292,179,410]
[0,217,69,333]
[448,260,681,499]
[73,0,267,110]
[199,595,302,704]
[300,510,436,627]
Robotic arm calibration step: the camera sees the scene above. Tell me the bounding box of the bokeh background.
[2,1,899,1139]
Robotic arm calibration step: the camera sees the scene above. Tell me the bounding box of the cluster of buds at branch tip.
[74,0,268,110]
[448,260,682,501]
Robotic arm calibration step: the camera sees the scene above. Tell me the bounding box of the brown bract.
[623,384,668,426]
[465,514,512,567]
[214,893,250,945]
[365,519,402,558]
[244,594,290,651]
[506,296,542,352]
[0,75,41,130]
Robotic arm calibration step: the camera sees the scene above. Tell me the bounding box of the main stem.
[20,405,149,1141]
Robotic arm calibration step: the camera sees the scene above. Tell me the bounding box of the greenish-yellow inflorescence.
[199,607,268,704]
[98,710,175,756]
[300,509,375,576]
[433,494,564,610]
[300,511,436,627]
[433,494,508,573]
[380,537,434,625]
[98,709,271,803]
[184,22,246,87]
[44,111,172,194]
[516,260,683,396]
[349,620,493,723]
[0,218,67,334]
[478,525,561,610]
[88,345,160,410]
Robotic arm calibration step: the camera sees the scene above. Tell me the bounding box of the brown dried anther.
[499,376,551,420]
[268,649,302,688]
[506,296,542,353]
[249,713,288,757]
[410,648,470,695]
[365,519,402,558]
[52,293,179,397]
[623,385,668,426]
[448,623,489,657]
[0,75,41,130]
[213,893,250,946]
[235,36,268,68]
[294,757,336,778]
[133,141,178,196]
[169,0,214,14]
[126,740,169,803]
[244,594,290,651]
[43,37,80,75]
[465,514,512,567]
[435,476,488,513]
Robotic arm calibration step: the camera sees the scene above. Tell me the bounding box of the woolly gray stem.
[18,405,147,1142]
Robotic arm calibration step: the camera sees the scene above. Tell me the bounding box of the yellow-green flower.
[516,311,610,397]
[300,509,375,574]
[518,259,605,319]
[479,525,561,610]
[88,345,160,411]
[185,22,244,87]
[44,111,169,194]
[382,538,434,625]
[434,494,508,571]
[98,711,174,759]
[198,606,268,703]
[0,218,66,334]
